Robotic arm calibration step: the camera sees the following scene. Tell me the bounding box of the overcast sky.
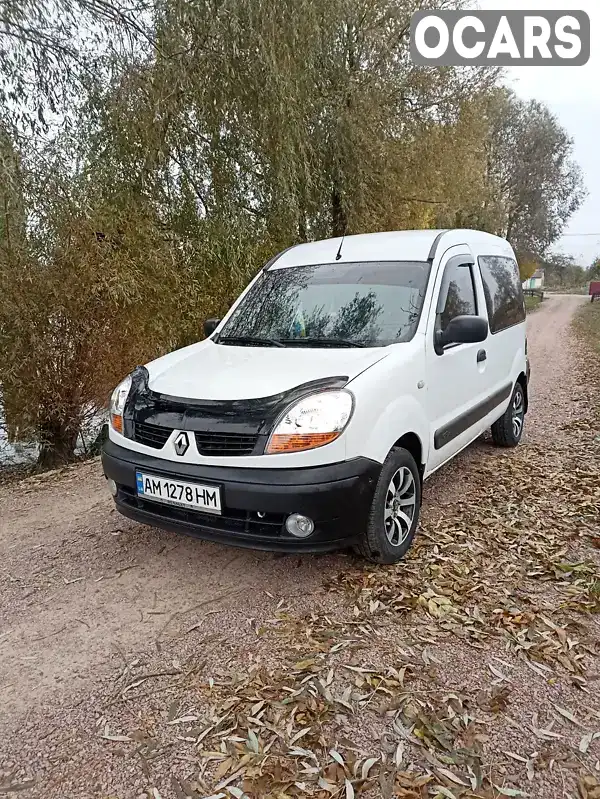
[477,0,599,266]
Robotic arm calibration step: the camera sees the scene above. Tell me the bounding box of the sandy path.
[0,293,596,799]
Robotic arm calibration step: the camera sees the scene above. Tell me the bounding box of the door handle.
[477,349,487,363]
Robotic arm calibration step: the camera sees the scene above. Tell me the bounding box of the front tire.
[491,382,525,447]
[355,447,421,565]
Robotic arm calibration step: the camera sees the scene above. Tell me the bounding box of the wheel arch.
[392,431,425,484]
[516,371,528,412]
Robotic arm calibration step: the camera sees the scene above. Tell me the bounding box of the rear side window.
[439,262,477,332]
[478,256,525,334]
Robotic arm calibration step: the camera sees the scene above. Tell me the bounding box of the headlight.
[266,390,353,454]
[109,374,132,434]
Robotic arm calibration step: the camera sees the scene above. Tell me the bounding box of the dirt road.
[1,293,598,799]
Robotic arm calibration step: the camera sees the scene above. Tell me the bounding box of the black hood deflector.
[123,366,349,442]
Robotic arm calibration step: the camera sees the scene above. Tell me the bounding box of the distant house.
[523,268,544,290]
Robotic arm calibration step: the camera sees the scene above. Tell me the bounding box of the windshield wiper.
[218,335,285,348]
[280,337,366,348]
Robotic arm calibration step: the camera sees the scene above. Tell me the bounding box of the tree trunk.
[331,183,347,238]
[298,215,307,242]
[37,416,79,470]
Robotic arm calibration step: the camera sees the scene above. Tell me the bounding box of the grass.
[573,297,600,355]
[525,294,542,312]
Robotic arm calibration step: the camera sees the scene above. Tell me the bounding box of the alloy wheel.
[512,388,525,439]
[384,466,417,547]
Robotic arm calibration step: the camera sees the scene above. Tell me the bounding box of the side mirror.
[203,318,221,337]
[438,315,488,349]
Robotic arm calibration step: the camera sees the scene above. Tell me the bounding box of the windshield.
[217,261,431,347]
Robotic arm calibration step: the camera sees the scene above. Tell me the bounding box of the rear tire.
[491,382,525,447]
[355,447,421,565]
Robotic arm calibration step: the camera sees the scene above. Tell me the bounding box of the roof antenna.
[335,229,346,261]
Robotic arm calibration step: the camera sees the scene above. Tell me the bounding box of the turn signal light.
[111,413,123,434]
[266,431,339,454]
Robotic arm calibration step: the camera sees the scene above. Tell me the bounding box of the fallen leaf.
[489,663,509,681]
[526,759,535,782]
[247,729,259,754]
[579,732,600,753]
[433,787,458,799]
[504,752,528,764]
[213,757,233,781]
[317,777,337,794]
[554,704,585,728]
[435,767,468,786]
[361,757,378,780]
[395,742,405,768]
[493,786,528,797]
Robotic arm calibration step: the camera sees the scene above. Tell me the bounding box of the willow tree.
[0,0,156,126]
[476,88,585,261]
[87,0,493,237]
[0,132,193,467]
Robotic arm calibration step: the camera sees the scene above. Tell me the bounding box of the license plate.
[136,471,221,514]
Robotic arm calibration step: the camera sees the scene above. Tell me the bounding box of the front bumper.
[101,440,381,553]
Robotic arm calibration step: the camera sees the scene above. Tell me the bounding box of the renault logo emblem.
[173,431,189,456]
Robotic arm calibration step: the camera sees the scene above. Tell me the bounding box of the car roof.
[271,229,513,269]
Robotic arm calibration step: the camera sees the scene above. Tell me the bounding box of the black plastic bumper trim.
[101,440,381,552]
[114,502,351,553]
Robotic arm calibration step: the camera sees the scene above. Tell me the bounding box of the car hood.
[146,340,389,400]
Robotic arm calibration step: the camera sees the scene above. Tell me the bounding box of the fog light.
[107,478,118,497]
[285,513,314,538]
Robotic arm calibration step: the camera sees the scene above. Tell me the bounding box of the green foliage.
[0,144,192,465]
[518,258,538,282]
[451,88,586,259]
[524,294,542,313]
[542,253,588,290]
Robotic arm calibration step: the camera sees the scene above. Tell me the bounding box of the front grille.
[194,431,258,456]
[130,422,258,455]
[122,490,284,538]
[133,421,172,449]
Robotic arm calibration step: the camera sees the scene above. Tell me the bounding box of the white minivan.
[102,229,529,563]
